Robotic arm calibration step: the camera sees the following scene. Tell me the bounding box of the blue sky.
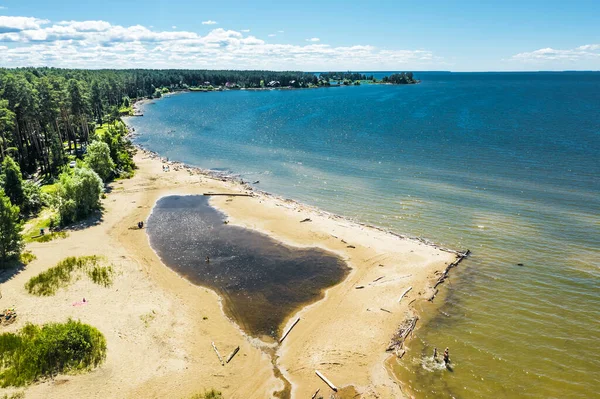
[0,0,599,71]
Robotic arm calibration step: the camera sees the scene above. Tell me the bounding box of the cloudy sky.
[0,0,599,71]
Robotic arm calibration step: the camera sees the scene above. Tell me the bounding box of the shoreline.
[0,125,467,399]
[130,149,466,397]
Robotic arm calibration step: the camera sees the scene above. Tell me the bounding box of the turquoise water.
[127,72,600,398]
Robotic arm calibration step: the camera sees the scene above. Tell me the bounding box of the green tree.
[56,167,103,225]
[84,141,115,182]
[1,156,24,207]
[0,189,22,264]
[0,99,15,161]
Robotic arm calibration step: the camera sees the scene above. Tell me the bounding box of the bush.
[21,180,47,215]
[190,390,223,399]
[0,319,107,387]
[84,141,115,182]
[1,156,23,207]
[56,167,103,225]
[0,189,22,265]
[25,255,114,296]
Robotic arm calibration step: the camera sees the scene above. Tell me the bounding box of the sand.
[0,151,459,399]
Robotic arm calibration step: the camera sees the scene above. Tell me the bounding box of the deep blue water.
[127,72,600,398]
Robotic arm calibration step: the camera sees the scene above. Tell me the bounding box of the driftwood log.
[226,346,240,363]
[315,370,338,392]
[386,315,419,357]
[432,250,470,291]
[203,193,253,197]
[211,342,224,366]
[279,317,300,343]
[398,286,412,303]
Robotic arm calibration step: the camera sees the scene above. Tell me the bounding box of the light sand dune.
[0,151,459,399]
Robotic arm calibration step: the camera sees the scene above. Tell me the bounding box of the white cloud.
[268,34,276,37]
[511,44,600,63]
[202,20,218,25]
[0,16,49,33]
[241,29,250,33]
[306,37,320,42]
[278,30,284,33]
[0,6,7,10]
[0,14,441,70]
[172,26,177,29]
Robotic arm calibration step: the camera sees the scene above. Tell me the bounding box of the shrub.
[56,167,103,225]
[0,319,107,387]
[0,189,22,265]
[0,156,23,207]
[25,255,114,296]
[189,390,223,399]
[84,141,115,182]
[21,180,47,215]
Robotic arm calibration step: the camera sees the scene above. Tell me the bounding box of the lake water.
[127,72,600,398]
[146,195,349,340]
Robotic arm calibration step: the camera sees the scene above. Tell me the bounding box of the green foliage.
[21,180,47,215]
[25,255,114,296]
[189,390,223,399]
[0,189,22,264]
[0,391,24,399]
[84,141,115,182]
[0,319,107,387]
[56,167,103,225]
[1,157,23,207]
[19,251,36,265]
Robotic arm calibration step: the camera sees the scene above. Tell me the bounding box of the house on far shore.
[204,81,211,86]
[267,80,280,87]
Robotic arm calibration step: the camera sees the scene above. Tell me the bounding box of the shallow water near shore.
[146,195,349,340]
[128,72,600,398]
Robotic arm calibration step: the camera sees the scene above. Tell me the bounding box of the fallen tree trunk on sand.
[212,342,224,365]
[226,346,240,364]
[315,370,338,392]
[279,317,300,343]
[398,286,412,303]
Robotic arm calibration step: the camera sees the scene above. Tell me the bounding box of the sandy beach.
[0,150,460,399]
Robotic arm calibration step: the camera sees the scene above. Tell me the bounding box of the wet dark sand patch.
[146,195,350,339]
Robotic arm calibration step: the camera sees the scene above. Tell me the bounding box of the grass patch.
[1,392,24,399]
[25,256,114,296]
[140,310,156,327]
[19,251,36,266]
[0,319,106,387]
[22,210,67,243]
[190,390,223,399]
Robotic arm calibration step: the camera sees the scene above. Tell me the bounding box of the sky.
[0,0,598,71]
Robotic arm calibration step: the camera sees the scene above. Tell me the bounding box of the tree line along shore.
[0,67,416,396]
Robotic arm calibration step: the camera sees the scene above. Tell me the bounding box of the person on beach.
[443,347,450,364]
[206,256,210,263]
[433,347,438,361]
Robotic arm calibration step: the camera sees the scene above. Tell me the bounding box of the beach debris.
[300,218,312,223]
[311,388,320,399]
[226,346,240,364]
[380,308,392,313]
[212,341,224,366]
[433,250,470,290]
[398,286,413,303]
[203,193,253,197]
[341,239,347,244]
[355,285,365,289]
[253,180,260,184]
[428,289,439,302]
[372,276,384,283]
[386,315,419,356]
[279,317,300,343]
[346,245,356,249]
[517,263,524,266]
[0,308,17,326]
[315,370,338,392]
